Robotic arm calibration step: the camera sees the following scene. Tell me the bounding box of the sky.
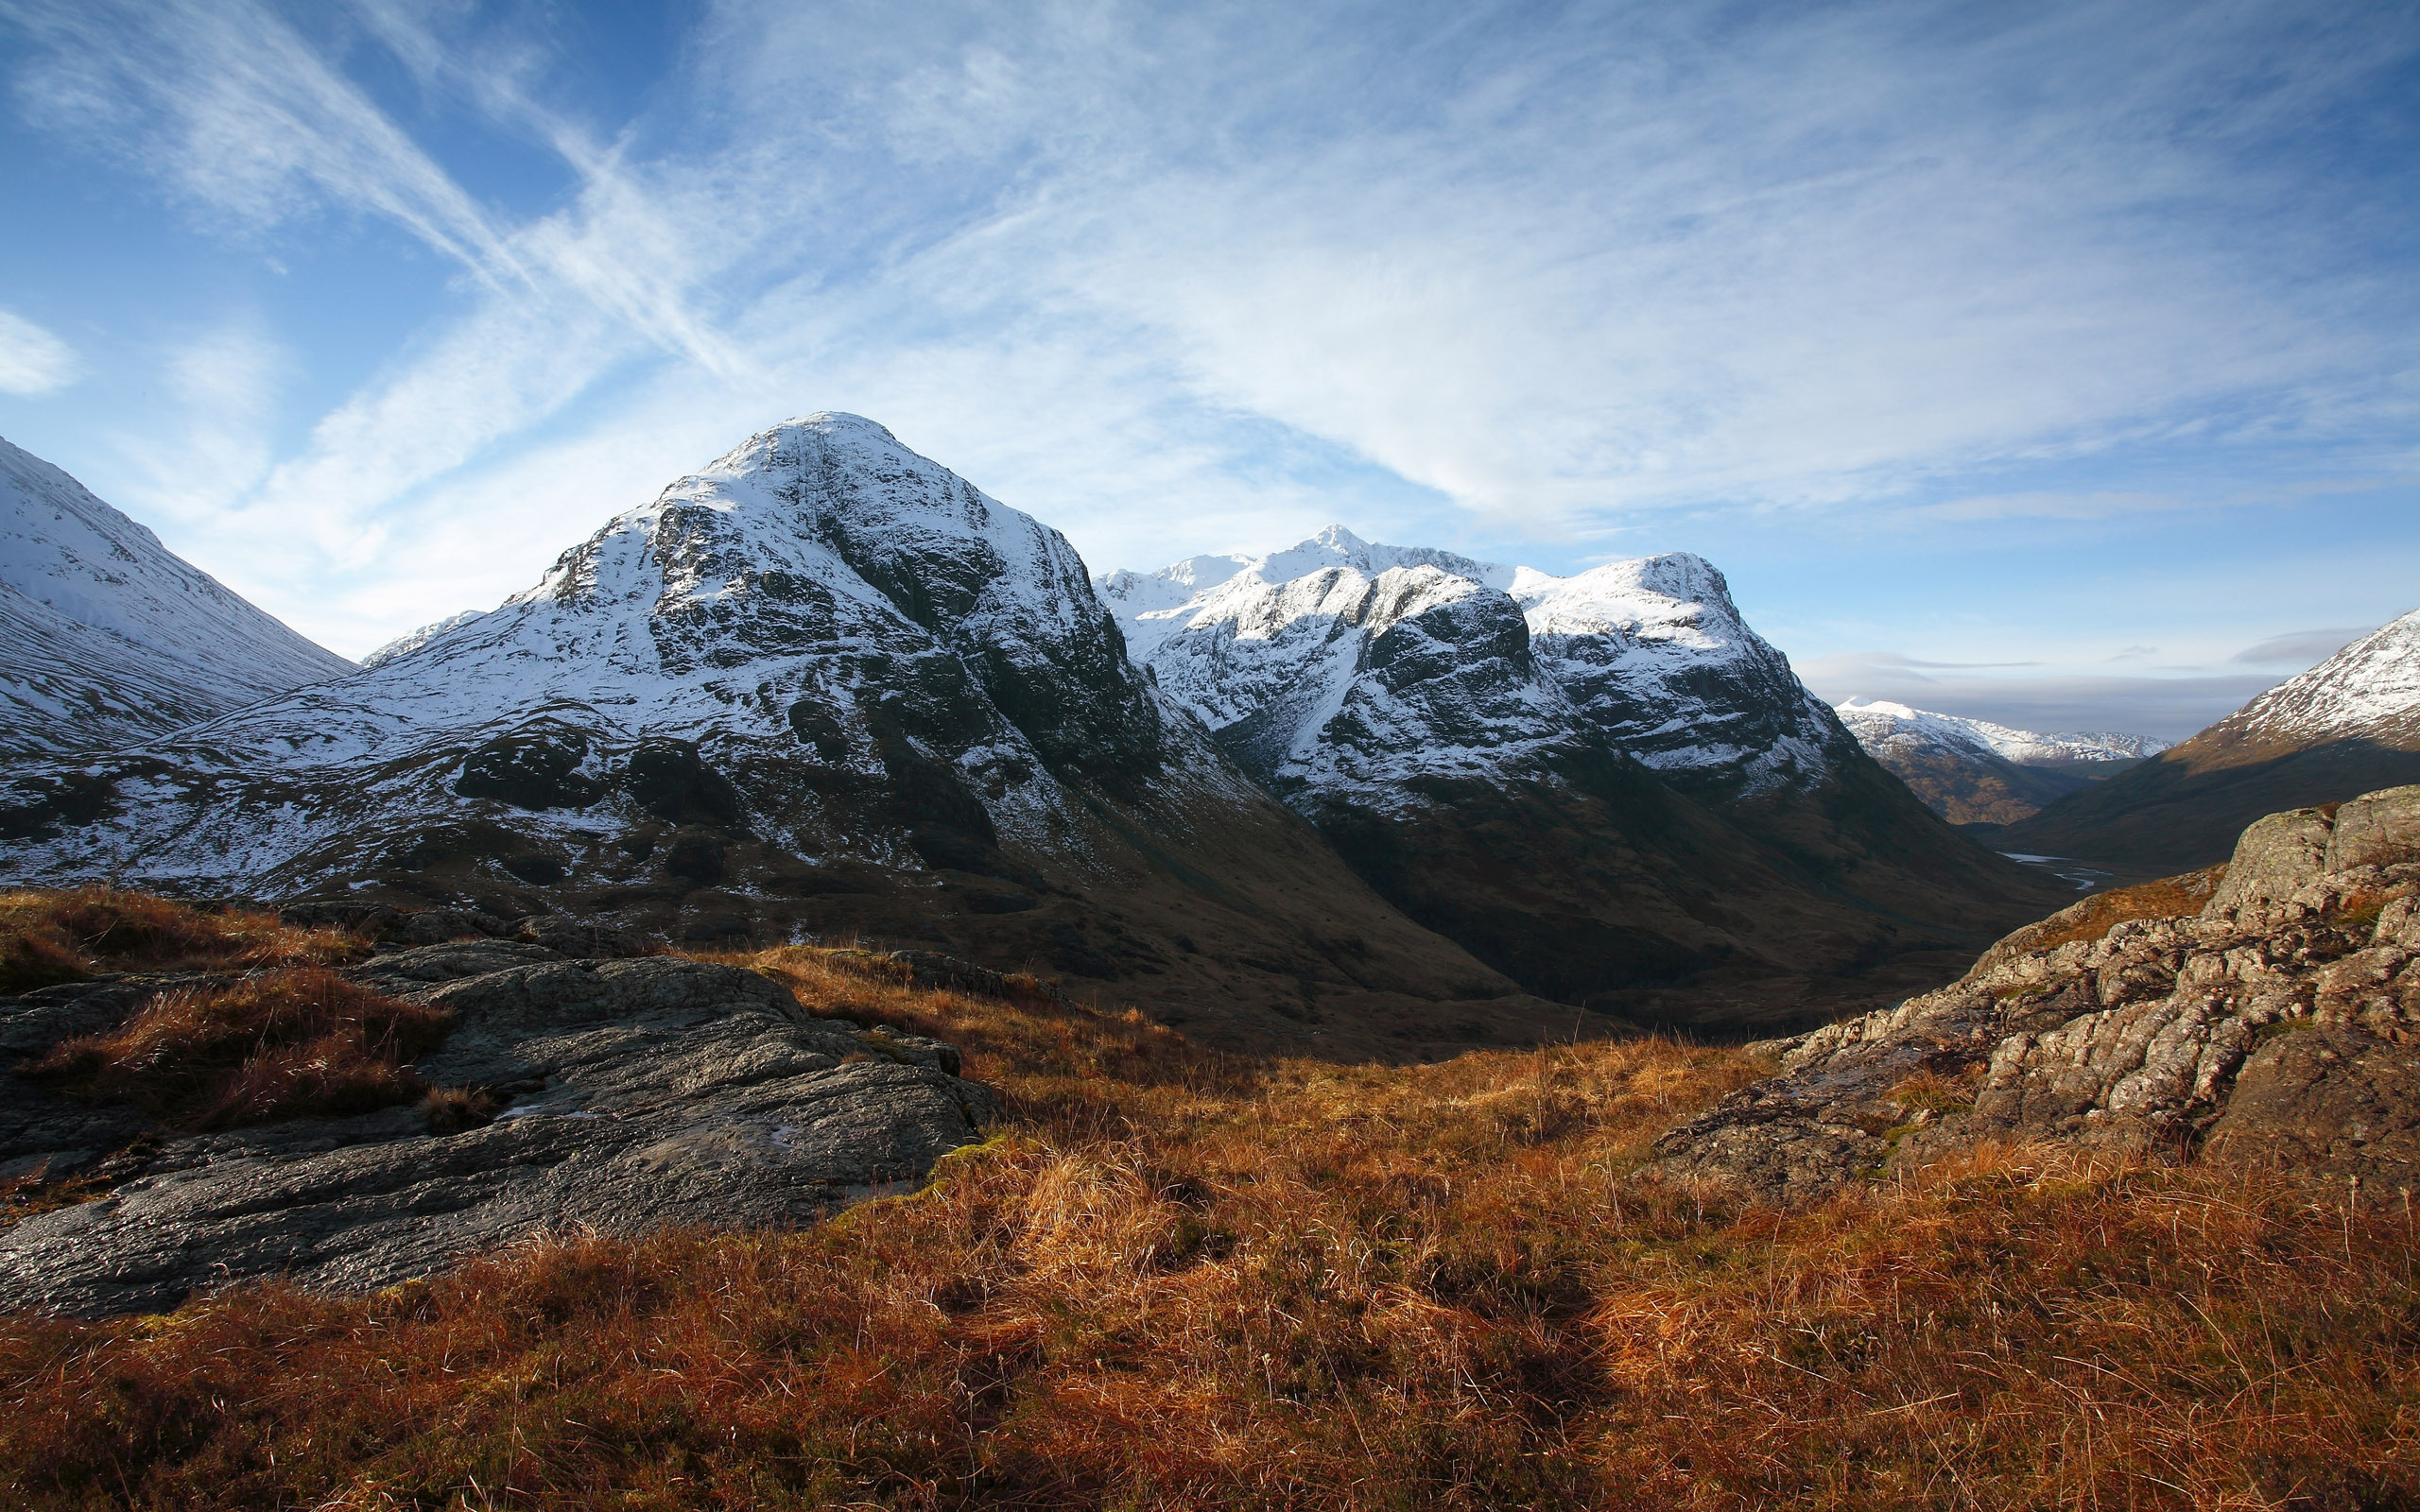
[0,0,2415,741]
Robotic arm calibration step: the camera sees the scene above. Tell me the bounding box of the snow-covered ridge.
[1100,526,1843,806]
[361,610,485,670]
[2221,609,2420,743]
[0,435,354,756]
[1834,698,2169,766]
[1,413,1176,892]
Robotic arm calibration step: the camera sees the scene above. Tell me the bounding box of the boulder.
[1652,785,2420,1204]
[0,947,991,1316]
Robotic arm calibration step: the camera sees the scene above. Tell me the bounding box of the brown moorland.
[0,917,2414,1509]
[31,968,453,1131]
[0,886,364,994]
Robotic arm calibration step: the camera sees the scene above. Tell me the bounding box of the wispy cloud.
[0,308,79,395]
[3,0,2416,655]
[2231,626,2373,666]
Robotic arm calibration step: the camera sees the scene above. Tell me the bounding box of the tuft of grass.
[31,969,452,1130]
[0,886,364,994]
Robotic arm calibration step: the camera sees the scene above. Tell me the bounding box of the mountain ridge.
[1102,525,2068,1031]
[0,436,354,757]
[0,419,1567,1057]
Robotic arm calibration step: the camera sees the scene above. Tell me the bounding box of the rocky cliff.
[1655,783,2420,1203]
[0,437,354,757]
[1103,528,2067,1031]
[1997,609,2420,872]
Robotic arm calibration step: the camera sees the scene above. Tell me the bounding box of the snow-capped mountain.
[1834,699,2167,768]
[1102,525,1840,805]
[1099,527,2062,1027]
[1998,607,2420,872]
[2217,608,2420,747]
[0,417,1554,1056]
[0,437,354,756]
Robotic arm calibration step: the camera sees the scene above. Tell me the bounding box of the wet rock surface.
[0,935,992,1317]
[1654,784,2420,1204]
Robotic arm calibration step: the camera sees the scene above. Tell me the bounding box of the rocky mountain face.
[0,418,1564,1057]
[1997,610,2420,874]
[1102,528,2067,1033]
[0,437,354,757]
[1834,698,2167,826]
[1654,783,2420,1206]
[0,932,995,1317]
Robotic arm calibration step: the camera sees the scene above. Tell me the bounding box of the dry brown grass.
[2008,866,2229,956]
[31,968,453,1130]
[0,886,363,993]
[1,936,2415,1509]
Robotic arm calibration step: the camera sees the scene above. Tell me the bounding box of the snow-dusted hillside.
[0,414,1174,891]
[2217,609,2420,745]
[0,416,1573,1055]
[1834,699,2168,768]
[0,437,354,756]
[1100,525,1843,807]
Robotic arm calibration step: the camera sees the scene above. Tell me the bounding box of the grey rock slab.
[0,954,993,1317]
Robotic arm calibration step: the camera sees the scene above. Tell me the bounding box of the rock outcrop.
[1654,784,2420,1203]
[0,934,994,1317]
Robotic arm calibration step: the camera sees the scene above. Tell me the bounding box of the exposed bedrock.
[1652,784,2420,1204]
[0,940,992,1317]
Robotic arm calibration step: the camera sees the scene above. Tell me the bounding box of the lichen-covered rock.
[0,946,992,1316]
[1653,784,2420,1204]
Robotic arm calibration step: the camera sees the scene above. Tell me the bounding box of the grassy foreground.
[1,923,2416,1508]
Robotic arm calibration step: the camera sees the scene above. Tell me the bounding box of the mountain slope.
[0,417,1564,1057]
[1998,609,2420,873]
[0,437,354,756]
[1103,529,2066,1032]
[1834,698,2167,825]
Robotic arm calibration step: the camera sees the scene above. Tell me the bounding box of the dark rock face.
[453,721,601,811]
[0,943,992,1317]
[1653,784,2420,1204]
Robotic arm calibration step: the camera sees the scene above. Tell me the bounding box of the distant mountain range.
[0,423,2066,1042]
[1833,698,2168,825]
[1996,609,2420,874]
[0,438,354,756]
[1104,527,2062,1030]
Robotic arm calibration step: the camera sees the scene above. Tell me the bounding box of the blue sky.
[0,0,2414,739]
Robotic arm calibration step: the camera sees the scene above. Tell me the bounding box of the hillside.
[1998,608,2420,872]
[1103,529,2068,1032]
[0,438,354,756]
[2,862,2412,1508]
